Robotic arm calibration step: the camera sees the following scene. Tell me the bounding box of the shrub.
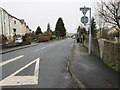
[37,35,50,42]
[23,33,32,43]
[0,35,8,44]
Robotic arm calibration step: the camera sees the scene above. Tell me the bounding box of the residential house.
[97,26,119,41]
[108,26,119,41]
[0,7,10,39]
[0,7,30,43]
[96,27,110,39]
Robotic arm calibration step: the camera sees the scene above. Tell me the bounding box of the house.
[0,7,30,43]
[96,27,110,39]
[108,26,119,41]
[97,26,119,41]
[0,7,10,39]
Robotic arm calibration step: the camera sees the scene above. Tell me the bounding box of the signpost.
[80,6,92,55]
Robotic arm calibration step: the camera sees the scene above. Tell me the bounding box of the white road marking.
[34,58,40,84]
[34,47,45,52]
[64,73,70,80]
[66,61,70,71]
[0,58,40,86]
[49,44,55,47]
[0,55,24,67]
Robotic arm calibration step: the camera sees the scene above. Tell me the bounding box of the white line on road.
[34,47,46,52]
[49,44,55,47]
[0,58,40,86]
[34,58,40,84]
[0,55,24,67]
[66,61,70,71]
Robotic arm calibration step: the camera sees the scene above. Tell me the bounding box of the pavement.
[0,43,37,55]
[68,42,119,89]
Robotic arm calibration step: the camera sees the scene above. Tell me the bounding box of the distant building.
[97,26,119,41]
[0,7,30,42]
[96,27,110,39]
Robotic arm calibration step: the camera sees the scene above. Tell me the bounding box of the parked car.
[72,36,76,39]
[15,37,23,43]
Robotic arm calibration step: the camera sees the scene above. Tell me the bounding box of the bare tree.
[96,0,120,29]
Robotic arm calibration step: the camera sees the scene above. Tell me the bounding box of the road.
[0,38,76,88]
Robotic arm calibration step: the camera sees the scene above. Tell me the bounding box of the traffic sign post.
[80,6,92,55]
[88,8,92,55]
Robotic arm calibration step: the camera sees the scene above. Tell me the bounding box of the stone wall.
[84,38,120,71]
[84,38,100,57]
[91,39,100,57]
[84,38,88,48]
[102,41,120,71]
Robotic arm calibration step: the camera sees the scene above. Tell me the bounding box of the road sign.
[80,6,89,15]
[81,16,88,24]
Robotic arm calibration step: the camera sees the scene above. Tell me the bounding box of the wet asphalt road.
[1,38,77,88]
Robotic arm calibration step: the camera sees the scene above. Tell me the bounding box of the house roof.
[0,7,27,25]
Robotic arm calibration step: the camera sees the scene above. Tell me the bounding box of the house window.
[13,28,16,32]
[14,21,16,24]
[13,28,16,36]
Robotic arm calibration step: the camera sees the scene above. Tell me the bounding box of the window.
[13,28,16,36]
[14,21,16,24]
[13,28,16,32]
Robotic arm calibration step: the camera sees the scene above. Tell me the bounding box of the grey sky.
[0,0,100,33]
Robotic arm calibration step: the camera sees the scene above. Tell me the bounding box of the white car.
[72,36,76,39]
[15,38,23,43]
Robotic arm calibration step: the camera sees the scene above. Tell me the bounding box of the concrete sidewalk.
[68,42,119,89]
[0,43,37,55]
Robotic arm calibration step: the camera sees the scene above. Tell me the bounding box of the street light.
[80,6,92,55]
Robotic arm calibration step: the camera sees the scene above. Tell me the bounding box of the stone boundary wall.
[84,38,100,57]
[102,40,120,71]
[84,38,120,71]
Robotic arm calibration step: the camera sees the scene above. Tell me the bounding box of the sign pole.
[80,6,92,55]
[88,8,92,55]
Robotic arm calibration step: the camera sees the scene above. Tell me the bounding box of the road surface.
[0,38,76,88]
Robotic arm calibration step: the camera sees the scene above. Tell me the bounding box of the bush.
[37,35,50,42]
[44,31,52,36]
[22,33,31,43]
[0,35,8,44]
[51,35,57,40]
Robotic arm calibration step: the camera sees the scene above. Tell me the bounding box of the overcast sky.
[0,0,101,33]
